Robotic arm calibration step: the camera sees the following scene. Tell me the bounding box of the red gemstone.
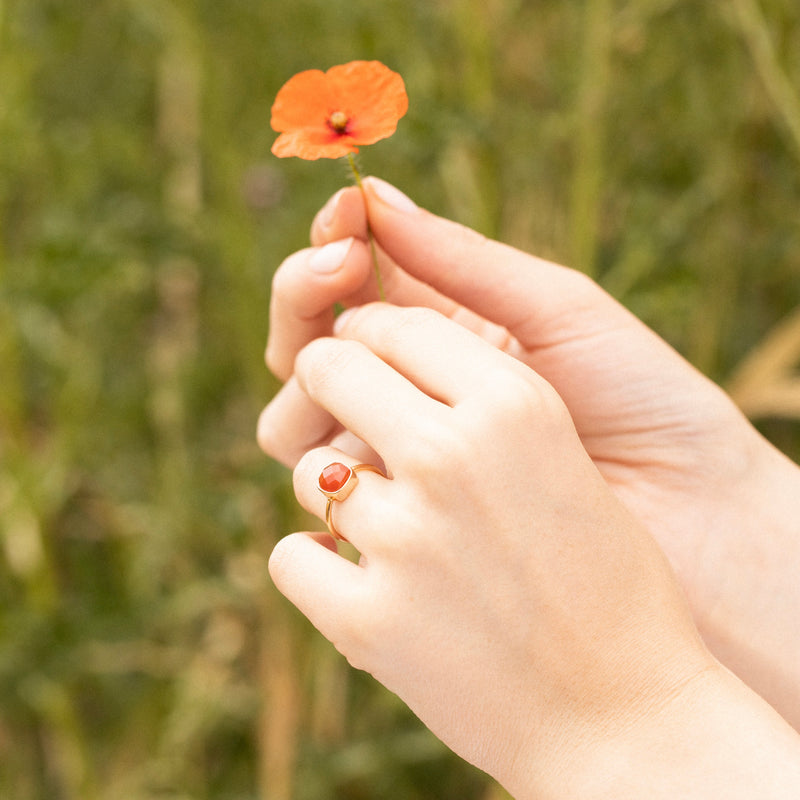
[318,462,352,493]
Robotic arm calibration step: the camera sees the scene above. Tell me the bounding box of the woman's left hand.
[261,303,716,795]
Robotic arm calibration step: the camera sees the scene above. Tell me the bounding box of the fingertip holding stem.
[316,187,346,232]
[362,176,419,213]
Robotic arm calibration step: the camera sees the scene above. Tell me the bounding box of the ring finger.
[294,447,392,552]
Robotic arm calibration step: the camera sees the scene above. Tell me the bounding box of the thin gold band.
[320,463,383,542]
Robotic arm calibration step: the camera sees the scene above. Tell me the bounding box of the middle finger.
[294,336,450,468]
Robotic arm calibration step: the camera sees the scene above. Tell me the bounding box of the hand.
[260,179,800,727]
[266,304,800,798]
[268,303,710,793]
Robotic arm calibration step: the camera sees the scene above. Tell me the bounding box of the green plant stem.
[346,153,386,301]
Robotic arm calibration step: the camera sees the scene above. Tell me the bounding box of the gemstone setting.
[318,462,354,497]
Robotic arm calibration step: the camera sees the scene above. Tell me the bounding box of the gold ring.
[317,462,383,541]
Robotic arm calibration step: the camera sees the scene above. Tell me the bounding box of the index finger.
[266,237,372,381]
[310,184,519,346]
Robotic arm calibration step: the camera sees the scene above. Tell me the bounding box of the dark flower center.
[327,111,349,134]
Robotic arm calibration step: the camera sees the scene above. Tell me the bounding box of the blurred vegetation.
[0,0,798,798]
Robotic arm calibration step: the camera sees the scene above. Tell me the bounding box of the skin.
[261,178,800,731]
[258,180,800,795]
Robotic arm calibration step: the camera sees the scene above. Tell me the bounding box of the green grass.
[1,1,798,798]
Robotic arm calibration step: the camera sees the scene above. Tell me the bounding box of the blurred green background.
[1,0,799,798]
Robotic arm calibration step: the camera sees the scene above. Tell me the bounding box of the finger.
[293,448,391,553]
[360,177,633,348]
[335,304,539,406]
[310,186,368,245]
[257,377,385,468]
[294,336,448,466]
[266,237,373,381]
[310,186,472,319]
[268,531,366,643]
[257,377,340,466]
[304,531,341,553]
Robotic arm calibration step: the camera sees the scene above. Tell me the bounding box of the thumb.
[361,177,634,349]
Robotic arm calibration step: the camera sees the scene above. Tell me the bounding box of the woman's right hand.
[260,178,800,727]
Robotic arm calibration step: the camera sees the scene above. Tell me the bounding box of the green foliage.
[0,0,798,798]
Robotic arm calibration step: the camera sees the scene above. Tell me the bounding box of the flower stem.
[346,153,385,301]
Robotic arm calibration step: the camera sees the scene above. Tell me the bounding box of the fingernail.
[333,306,359,334]
[365,177,418,213]
[316,188,345,231]
[309,238,353,274]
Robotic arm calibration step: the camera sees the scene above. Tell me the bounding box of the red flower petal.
[324,61,408,145]
[271,129,359,160]
[270,69,334,133]
[270,61,408,160]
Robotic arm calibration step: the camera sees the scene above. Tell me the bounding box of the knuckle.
[454,370,571,469]
[394,305,446,336]
[406,419,472,489]
[389,304,441,330]
[486,369,566,425]
[488,369,536,411]
[295,337,361,397]
[349,304,441,352]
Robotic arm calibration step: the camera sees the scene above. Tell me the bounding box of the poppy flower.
[270,61,408,160]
